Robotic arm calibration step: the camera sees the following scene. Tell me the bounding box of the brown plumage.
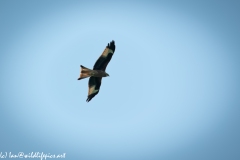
[77,40,116,102]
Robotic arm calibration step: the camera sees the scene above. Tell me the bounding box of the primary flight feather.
[77,40,116,102]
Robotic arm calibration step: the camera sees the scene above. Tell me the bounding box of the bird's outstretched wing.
[87,77,102,102]
[93,40,115,71]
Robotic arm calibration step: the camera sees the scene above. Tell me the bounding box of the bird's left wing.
[93,40,115,71]
[86,77,102,102]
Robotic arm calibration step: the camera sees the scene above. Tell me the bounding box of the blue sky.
[0,0,240,160]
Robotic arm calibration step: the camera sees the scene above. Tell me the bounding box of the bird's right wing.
[93,40,115,71]
[87,77,102,102]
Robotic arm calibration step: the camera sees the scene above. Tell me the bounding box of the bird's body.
[77,40,116,102]
[90,70,108,77]
[78,65,109,79]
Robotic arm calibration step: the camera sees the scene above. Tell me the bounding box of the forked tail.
[77,65,92,80]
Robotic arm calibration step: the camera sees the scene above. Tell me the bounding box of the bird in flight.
[77,40,116,102]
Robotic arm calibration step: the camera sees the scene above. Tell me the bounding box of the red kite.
[78,40,116,102]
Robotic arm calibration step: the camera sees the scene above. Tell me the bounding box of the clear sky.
[0,0,240,160]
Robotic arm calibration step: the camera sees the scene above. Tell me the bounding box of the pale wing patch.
[101,48,114,58]
[89,85,98,95]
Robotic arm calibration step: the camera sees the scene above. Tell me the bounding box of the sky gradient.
[0,0,240,160]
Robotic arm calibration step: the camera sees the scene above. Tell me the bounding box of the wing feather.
[93,40,115,71]
[86,77,102,102]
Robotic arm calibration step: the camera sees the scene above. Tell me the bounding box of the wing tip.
[86,96,93,102]
[107,40,115,52]
[86,92,98,102]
